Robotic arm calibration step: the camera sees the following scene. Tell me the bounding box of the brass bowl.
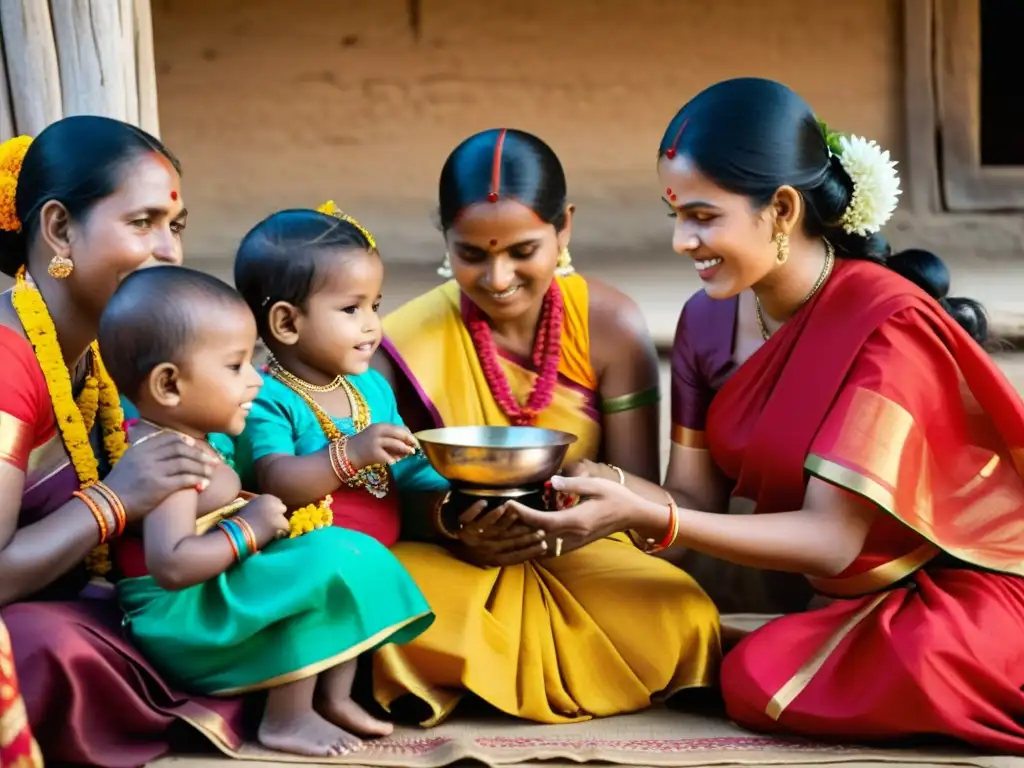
[415,426,578,489]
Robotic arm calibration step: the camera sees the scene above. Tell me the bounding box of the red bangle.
[74,489,109,544]
[328,438,357,482]
[218,524,241,561]
[654,496,680,552]
[91,481,127,537]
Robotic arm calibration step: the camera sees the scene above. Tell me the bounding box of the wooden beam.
[0,27,14,141]
[0,0,62,135]
[936,0,1024,210]
[119,0,138,126]
[51,0,127,121]
[134,0,158,137]
[901,0,940,215]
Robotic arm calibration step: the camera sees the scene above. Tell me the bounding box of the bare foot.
[319,661,395,737]
[322,696,395,738]
[258,709,363,757]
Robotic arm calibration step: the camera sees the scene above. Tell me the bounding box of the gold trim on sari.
[671,424,706,449]
[765,591,889,720]
[0,413,32,470]
[806,386,1024,579]
[209,611,432,696]
[805,541,939,598]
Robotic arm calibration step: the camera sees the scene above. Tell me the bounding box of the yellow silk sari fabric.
[377,274,721,725]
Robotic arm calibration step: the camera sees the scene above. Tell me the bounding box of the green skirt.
[118,526,433,696]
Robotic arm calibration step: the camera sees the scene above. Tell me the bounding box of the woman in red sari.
[506,77,1024,752]
[0,117,245,767]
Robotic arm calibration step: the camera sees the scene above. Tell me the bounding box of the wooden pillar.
[0,31,14,140]
[0,0,159,140]
[0,0,63,137]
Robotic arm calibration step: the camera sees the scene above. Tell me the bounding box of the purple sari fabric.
[5,444,247,767]
[667,290,813,615]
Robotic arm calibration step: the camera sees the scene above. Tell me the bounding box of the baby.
[98,266,433,757]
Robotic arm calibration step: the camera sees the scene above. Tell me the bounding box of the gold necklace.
[270,370,389,499]
[756,240,835,341]
[266,355,342,392]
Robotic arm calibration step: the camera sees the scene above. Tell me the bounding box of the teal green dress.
[234,370,447,496]
[116,380,436,697]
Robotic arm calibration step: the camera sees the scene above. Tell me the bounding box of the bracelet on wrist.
[74,489,109,544]
[233,516,260,554]
[628,492,679,554]
[90,481,127,537]
[217,518,254,562]
[74,482,126,544]
[432,491,460,540]
[605,463,626,486]
[328,437,358,483]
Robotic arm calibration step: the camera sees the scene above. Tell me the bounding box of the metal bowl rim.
[414,426,579,449]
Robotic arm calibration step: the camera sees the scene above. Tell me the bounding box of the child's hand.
[238,494,289,547]
[344,423,418,470]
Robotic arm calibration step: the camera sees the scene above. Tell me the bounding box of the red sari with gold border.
[0,325,246,767]
[711,259,1024,751]
[0,617,42,768]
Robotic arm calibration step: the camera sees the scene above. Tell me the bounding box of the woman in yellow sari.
[372,128,720,726]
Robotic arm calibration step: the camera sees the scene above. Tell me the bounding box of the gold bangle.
[606,463,626,485]
[432,491,459,540]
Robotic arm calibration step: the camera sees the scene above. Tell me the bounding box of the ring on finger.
[553,537,563,557]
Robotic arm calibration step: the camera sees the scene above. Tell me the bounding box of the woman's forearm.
[618,471,707,512]
[0,499,103,605]
[629,499,859,577]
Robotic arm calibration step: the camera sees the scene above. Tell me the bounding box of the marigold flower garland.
[288,494,334,538]
[462,281,564,426]
[0,136,31,232]
[12,267,127,578]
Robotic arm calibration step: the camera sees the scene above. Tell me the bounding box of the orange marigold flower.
[0,175,20,232]
[0,136,32,179]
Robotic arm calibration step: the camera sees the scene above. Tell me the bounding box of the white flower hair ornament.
[819,121,902,237]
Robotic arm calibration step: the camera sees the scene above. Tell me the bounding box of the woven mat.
[152,707,1024,768]
[150,615,1024,768]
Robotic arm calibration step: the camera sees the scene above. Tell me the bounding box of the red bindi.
[490,239,498,246]
[170,190,178,201]
[665,187,673,196]
[670,193,678,201]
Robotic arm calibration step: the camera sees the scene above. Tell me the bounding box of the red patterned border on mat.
[472,737,857,753]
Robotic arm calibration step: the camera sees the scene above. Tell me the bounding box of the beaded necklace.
[462,280,564,426]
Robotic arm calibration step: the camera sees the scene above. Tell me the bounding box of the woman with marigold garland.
[0,117,250,766]
[506,78,1024,751]
[372,128,721,726]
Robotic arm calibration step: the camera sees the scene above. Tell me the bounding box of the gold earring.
[555,247,575,277]
[437,252,453,280]
[774,233,789,265]
[47,253,74,279]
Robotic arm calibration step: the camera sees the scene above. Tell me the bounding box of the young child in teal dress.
[100,266,433,758]
[232,204,447,553]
